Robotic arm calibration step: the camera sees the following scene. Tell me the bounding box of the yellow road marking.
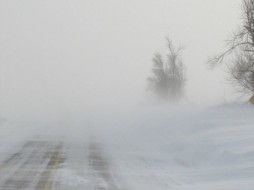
[43,143,63,190]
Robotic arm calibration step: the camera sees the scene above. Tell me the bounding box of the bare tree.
[209,0,254,94]
[147,39,186,102]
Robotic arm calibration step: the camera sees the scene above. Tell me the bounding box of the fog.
[2,2,254,189]
[0,0,241,119]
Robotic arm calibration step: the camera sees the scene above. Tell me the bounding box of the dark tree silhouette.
[209,0,254,94]
[147,39,186,102]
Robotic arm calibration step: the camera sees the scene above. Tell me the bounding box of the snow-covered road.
[0,106,254,190]
[0,140,63,189]
[0,138,125,190]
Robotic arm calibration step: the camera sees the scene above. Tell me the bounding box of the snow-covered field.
[93,105,254,190]
[0,105,254,189]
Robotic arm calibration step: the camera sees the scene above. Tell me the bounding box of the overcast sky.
[0,0,242,119]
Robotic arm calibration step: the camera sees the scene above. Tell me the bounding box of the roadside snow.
[93,105,254,190]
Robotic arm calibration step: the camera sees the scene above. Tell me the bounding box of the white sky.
[0,0,242,119]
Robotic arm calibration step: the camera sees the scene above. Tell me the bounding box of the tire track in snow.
[0,140,64,190]
[89,141,125,190]
[36,142,63,190]
[0,141,34,171]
